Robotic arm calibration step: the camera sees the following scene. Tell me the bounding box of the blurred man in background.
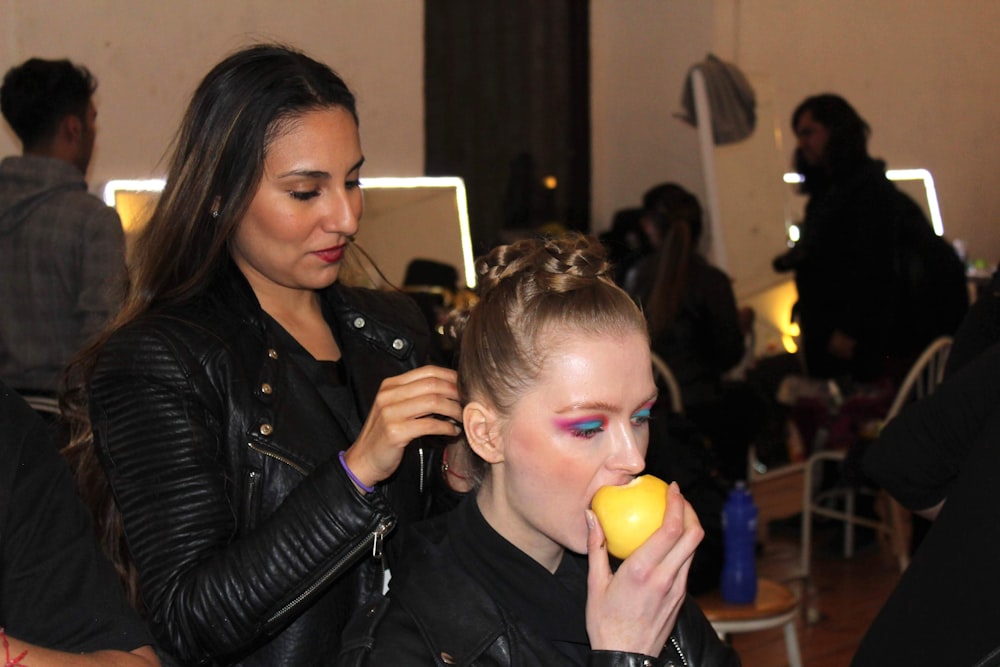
[0,57,125,396]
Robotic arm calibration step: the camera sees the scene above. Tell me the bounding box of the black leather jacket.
[337,514,741,667]
[88,263,446,666]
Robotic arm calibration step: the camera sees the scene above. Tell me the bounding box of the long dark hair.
[639,183,702,338]
[792,93,871,193]
[60,43,358,609]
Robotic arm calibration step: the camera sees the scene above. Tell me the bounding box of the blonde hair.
[447,233,648,482]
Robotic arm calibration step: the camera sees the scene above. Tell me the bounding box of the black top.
[791,158,898,380]
[450,497,591,662]
[266,310,362,442]
[631,254,745,408]
[338,494,741,666]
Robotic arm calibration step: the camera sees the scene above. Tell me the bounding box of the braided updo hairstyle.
[448,233,649,483]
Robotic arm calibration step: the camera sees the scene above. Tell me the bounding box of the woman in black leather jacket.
[61,44,464,666]
[338,235,739,666]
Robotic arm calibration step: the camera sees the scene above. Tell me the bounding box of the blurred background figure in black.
[773,93,967,387]
[628,182,766,489]
[599,207,650,289]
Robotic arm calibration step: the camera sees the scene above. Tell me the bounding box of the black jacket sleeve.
[89,325,393,664]
[864,341,1000,511]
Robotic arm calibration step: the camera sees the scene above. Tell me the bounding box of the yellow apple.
[591,474,669,559]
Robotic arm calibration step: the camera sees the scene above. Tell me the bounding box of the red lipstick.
[313,244,345,263]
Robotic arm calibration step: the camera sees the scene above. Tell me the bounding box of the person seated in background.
[627,182,765,487]
[338,233,739,666]
[0,58,126,396]
[0,380,159,666]
[772,93,966,387]
[853,341,1000,667]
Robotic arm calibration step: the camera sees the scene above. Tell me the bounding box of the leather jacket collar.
[339,508,741,667]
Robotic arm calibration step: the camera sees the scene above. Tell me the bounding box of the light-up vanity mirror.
[103,176,476,290]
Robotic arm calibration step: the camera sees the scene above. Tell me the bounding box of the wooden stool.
[695,578,802,667]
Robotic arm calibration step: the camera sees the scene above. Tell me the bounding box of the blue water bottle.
[721,482,758,604]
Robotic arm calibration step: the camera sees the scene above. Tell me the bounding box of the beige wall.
[0,0,425,188]
[590,0,713,233]
[591,0,1000,275]
[3,1,997,274]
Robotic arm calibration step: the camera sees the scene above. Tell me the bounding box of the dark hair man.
[0,58,126,395]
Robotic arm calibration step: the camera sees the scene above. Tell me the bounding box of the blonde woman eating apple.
[339,234,739,666]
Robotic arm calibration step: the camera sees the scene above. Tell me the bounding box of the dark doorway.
[425,1,590,255]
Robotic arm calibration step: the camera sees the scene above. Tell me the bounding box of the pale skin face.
[467,329,658,573]
[231,107,363,307]
[795,109,831,168]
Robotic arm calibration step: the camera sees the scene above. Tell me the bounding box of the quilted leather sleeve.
[89,321,393,664]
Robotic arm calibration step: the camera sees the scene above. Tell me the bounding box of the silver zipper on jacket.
[670,635,688,667]
[264,517,396,629]
[247,441,307,475]
[242,470,260,530]
[418,447,425,493]
[370,518,392,559]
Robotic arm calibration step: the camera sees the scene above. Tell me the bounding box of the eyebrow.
[276,156,365,180]
[558,393,659,414]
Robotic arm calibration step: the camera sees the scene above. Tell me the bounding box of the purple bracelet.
[339,451,375,494]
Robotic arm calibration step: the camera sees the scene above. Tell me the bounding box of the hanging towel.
[676,54,757,145]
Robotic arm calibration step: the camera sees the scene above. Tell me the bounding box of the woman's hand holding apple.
[585,481,704,656]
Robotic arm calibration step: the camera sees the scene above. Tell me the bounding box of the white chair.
[650,351,683,414]
[883,336,954,421]
[695,577,803,667]
[799,336,954,577]
[748,453,809,571]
